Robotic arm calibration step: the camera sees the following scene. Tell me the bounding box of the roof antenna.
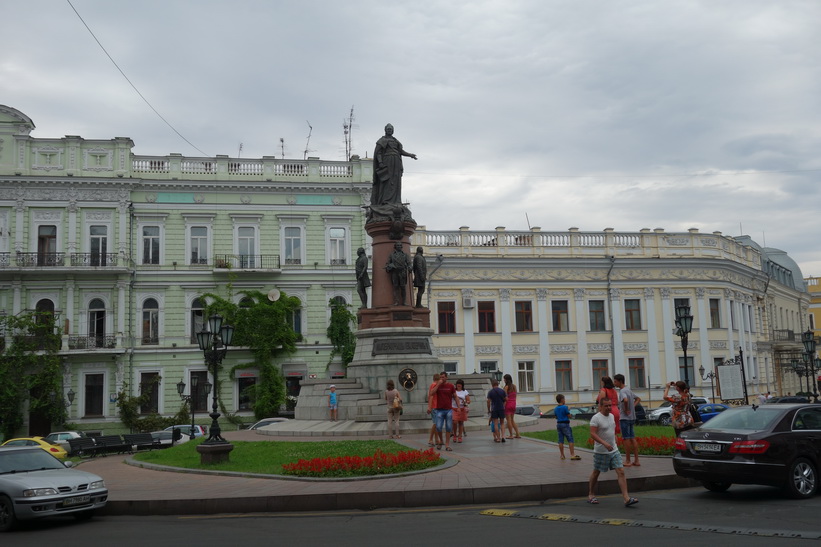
[343,105,356,161]
[525,212,532,230]
[237,142,243,159]
[303,121,313,160]
[279,138,285,159]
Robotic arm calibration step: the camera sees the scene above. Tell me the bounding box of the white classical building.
[412,226,810,408]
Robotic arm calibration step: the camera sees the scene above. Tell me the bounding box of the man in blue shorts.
[430,371,457,451]
[486,379,507,443]
[614,373,640,466]
[587,397,638,507]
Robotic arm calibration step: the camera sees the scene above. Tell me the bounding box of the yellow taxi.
[1,436,69,459]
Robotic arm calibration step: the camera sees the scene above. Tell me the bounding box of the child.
[328,385,338,422]
[555,394,580,460]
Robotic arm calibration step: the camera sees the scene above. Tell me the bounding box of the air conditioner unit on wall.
[462,297,474,309]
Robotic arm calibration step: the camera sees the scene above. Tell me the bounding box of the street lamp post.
[802,329,818,403]
[699,365,716,403]
[176,376,212,440]
[196,313,235,445]
[674,304,694,386]
[791,359,809,397]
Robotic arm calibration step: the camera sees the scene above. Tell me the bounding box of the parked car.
[697,403,731,422]
[150,430,190,448]
[647,397,709,425]
[44,431,86,452]
[674,403,821,498]
[164,424,207,438]
[1,437,68,460]
[765,396,810,404]
[0,445,108,531]
[634,403,647,424]
[514,405,545,418]
[542,405,596,419]
[248,418,291,430]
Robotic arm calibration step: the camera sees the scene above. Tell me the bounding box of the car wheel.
[0,495,16,532]
[785,458,817,499]
[659,414,671,426]
[701,481,732,493]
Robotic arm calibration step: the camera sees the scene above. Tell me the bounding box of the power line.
[66,0,209,156]
[407,167,821,179]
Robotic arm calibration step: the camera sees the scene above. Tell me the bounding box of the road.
[4,485,820,545]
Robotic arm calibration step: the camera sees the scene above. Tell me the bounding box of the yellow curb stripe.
[480,509,519,517]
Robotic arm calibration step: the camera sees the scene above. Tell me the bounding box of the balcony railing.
[213,254,281,270]
[11,252,122,267]
[70,253,120,267]
[68,335,117,350]
[772,329,798,343]
[16,252,65,267]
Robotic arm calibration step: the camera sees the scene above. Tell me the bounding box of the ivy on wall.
[327,298,356,367]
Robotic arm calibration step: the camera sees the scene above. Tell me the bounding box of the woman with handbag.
[385,380,402,439]
[452,379,470,443]
[664,380,695,436]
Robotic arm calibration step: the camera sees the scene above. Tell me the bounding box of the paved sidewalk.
[81,420,691,516]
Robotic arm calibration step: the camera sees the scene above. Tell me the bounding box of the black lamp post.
[674,304,694,386]
[791,359,809,397]
[176,375,212,440]
[698,365,716,403]
[801,329,818,402]
[196,313,235,444]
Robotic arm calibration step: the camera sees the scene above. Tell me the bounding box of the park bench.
[67,436,100,458]
[123,433,156,452]
[94,435,131,455]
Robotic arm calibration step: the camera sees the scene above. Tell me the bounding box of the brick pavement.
[80,420,690,516]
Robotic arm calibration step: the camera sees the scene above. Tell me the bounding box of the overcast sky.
[4,0,821,277]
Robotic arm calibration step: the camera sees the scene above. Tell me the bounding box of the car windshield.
[0,449,65,474]
[700,406,783,431]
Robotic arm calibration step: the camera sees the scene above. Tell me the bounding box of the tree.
[0,311,65,440]
[327,298,357,367]
[201,290,301,420]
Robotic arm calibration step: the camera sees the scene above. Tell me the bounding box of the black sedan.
[673,403,821,498]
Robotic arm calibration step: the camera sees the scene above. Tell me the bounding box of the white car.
[248,418,290,430]
[164,424,207,438]
[43,431,86,451]
[0,446,108,532]
[150,430,190,447]
[647,397,709,425]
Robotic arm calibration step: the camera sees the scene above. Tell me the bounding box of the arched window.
[35,299,55,326]
[88,298,106,348]
[331,296,347,307]
[239,296,254,309]
[142,298,159,345]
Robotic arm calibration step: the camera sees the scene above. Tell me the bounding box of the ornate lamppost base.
[196,442,234,464]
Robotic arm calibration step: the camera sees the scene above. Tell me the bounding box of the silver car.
[0,446,108,532]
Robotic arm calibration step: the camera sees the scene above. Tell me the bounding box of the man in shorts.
[427,373,440,447]
[430,371,457,451]
[587,397,638,507]
[614,373,640,466]
[486,379,507,443]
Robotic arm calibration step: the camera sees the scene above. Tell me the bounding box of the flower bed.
[282,448,442,477]
[587,435,676,455]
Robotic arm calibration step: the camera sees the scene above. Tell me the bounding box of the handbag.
[393,395,402,410]
[688,403,702,425]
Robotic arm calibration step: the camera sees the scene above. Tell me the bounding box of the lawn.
[523,424,676,455]
[132,438,445,476]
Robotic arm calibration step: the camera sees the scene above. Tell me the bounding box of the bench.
[94,435,131,455]
[67,437,100,458]
[123,433,157,452]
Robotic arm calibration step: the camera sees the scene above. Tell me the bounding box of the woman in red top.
[503,374,521,439]
[598,376,621,434]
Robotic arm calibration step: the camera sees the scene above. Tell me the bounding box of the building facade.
[413,226,811,408]
[0,105,369,435]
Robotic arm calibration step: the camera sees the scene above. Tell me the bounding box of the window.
[239,296,254,309]
[628,358,646,388]
[90,225,108,266]
[478,301,495,333]
[237,377,256,411]
[592,359,608,385]
[518,361,535,392]
[238,227,256,268]
[589,300,606,331]
[624,299,641,331]
[288,306,303,337]
[555,360,572,391]
[139,372,159,414]
[679,356,695,385]
[284,227,302,265]
[190,371,209,412]
[709,298,721,328]
[443,362,458,375]
[142,298,159,345]
[38,225,57,265]
[191,298,205,344]
[190,226,208,265]
[438,301,456,334]
[480,361,498,374]
[515,301,533,332]
[84,373,104,417]
[88,298,106,347]
[552,301,569,332]
[142,226,160,265]
[329,227,347,265]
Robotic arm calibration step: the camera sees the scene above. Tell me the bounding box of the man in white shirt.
[587,397,638,507]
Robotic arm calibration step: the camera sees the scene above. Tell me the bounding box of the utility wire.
[66,0,209,156]
[408,167,821,179]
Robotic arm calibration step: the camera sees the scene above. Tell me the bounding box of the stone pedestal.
[196,442,234,464]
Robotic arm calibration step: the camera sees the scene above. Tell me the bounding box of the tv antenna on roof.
[343,105,357,160]
[303,121,313,160]
[279,137,285,159]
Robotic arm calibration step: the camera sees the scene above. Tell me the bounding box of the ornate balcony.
[213,254,280,270]
[68,335,117,350]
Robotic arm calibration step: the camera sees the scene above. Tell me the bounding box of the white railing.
[132,159,169,173]
[228,161,264,175]
[181,160,217,174]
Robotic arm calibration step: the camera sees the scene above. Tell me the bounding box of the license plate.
[694,443,721,453]
[62,495,90,507]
